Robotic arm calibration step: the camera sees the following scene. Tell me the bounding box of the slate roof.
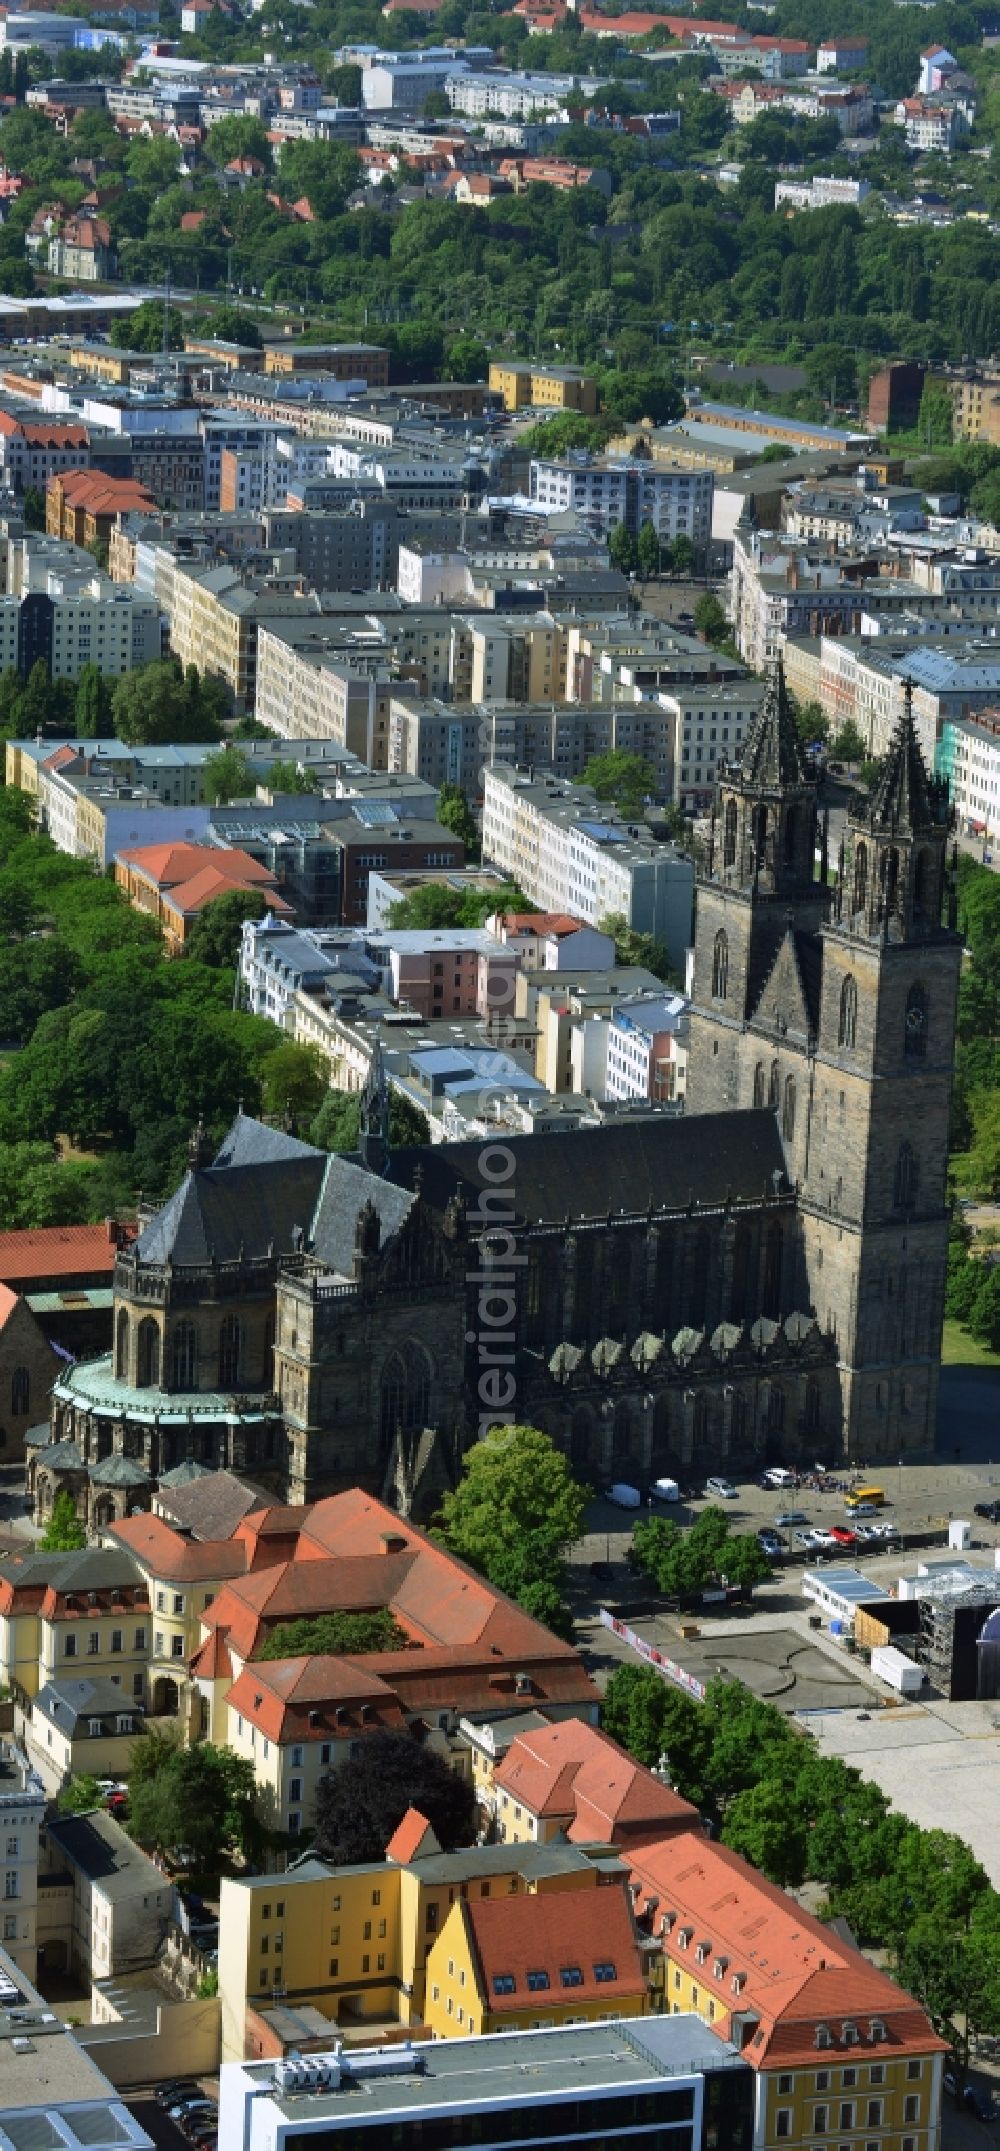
[155,1466,267,1540]
[310,1154,416,1274]
[34,1675,140,1733]
[212,1113,322,1170]
[45,1809,164,1897]
[135,1155,327,1267]
[390,1111,790,1223]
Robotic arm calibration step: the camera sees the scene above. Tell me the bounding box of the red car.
[829,1526,858,1548]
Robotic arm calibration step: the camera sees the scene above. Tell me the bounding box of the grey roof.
[310,1153,416,1275]
[31,1436,85,1470]
[155,1466,267,1540]
[89,1456,152,1487]
[135,1154,327,1267]
[389,1110,790,1224]
[212,1111,324,1170]
[156,1459,214,1489]
[44,1809,165,1898]
[34,1676,143,1733]
[0,1545,140,1592]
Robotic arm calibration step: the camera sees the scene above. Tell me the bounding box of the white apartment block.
[530,456,712,546]
[482,764,694,970]
[605,991,689,1104]
[0,1747,45,1982]
[937,713,1000,842]
[774,174,870,210]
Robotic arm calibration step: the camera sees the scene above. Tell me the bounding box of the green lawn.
[941,1318,1000,1369]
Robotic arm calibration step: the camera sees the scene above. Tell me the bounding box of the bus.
[845,1485,887,1511]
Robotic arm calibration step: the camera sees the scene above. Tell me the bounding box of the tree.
[721,1778,809,1887]
[312,1729,477,1865]
[830,720,866,766]
[193,303,263,350]
[113,299,184,352]
[22,486,45,533]
[260,1040,327,1126]
[436,783,478,854]
[668,533,695,576]
[694,592,729,646]
[202,745,252,805]
[57,1775,103,1814]
[637,521,661,579]
[436,1425,587,1605]
[75,664,114,739]
[970,1264,1000,1352]
[205,115,271,170]
[128,1742,257,1868]
[185,889,268,970]
[258,1611,404,1660]
[609,522,639,576]
[112,661,223,746]
[580,749,657,819]
[916,378,953,450]
[598,912,675,983]
[309,1087,430,1153]
[39,1490,86,1550]
[263,759,316,794]
[793,699,829,749]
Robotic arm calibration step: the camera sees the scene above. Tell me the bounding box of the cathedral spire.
[737,658,812,793]
[359,1044,391,1177]
[851,681,950,838]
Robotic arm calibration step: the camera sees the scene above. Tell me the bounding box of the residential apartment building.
[0,412,89,495]
[102,1510,247,1727]
[41,1809,172,1983]
[0,1545,149,1705]
[424,1881,648,2039]
[530,455,713,547]
[605,991,689,1103]
[0,1745,45,1980]
[220,2017,753,2151]
[936,708,1000,840]
[218,1831,621,2061]
[255,622,392,763]
[774,173,870,210]
[482,764,695,970]
[629,1832,945,2151]
[489,360,599,415]
[515,963,668,1096]
[263,343,389,385]
[26,1676,145,1798]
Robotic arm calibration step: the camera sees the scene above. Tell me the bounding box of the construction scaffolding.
[916,1570,1000,1698]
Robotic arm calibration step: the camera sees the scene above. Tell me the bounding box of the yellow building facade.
[489,361,598,417]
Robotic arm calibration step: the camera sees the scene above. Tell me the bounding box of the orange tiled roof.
[463,1880,646,2013]
[0,1222,124,1285]
[108,1512,249,1584]
[385,1805,439,1862]
[494,1720,698,1844]
[628,1833,948,2069]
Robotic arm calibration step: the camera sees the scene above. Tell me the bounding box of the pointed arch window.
[783,805,797,866]
[137,1317,160,1390]
[838,975,858,1051]
[171,1322,196,1391]
[768,1060,780,1109]
[219,1313,241,1388]
[753,1062,765,1109]
[711,930,729,1002]
[894,1142,918,1209]
[853,844,868,917]
[763,1223,783,1318]
[782,1076,796,1143]
[904,982,927,1060]
[115,1308,129,1382]
[722,797,738,870]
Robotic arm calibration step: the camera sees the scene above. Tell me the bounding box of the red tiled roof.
[463,1881,646,2013]
[494,1720,698,1845]
[628,1833,948,2069]
[0,1222,124,1286]
[108,1513,248,1585]
[385,1806,439,1863]
[224,1654,407,1743]
[191,1628,233,1681]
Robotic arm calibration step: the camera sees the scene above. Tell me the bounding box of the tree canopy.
[312,1730,477,1865]
[258,1610,404,1660]
[436,1424,587,1641]
[128,1741,258,1869]
[39,1490,86,1551]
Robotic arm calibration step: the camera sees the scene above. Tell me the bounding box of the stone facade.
[0,1290,62,1467]
[30,678,959,1518]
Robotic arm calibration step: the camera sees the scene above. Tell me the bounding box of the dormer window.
[869,2019,887,2044]
[678,1926,694,1949]
[842,2021,859,2046]
[815,2025,832,2049]
[713,1957,729,1979]
[732,1972,747,1994]
[695,1943,709,1965]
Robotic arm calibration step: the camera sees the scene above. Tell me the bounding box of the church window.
[692,1392,708,1449]
[171,1322,196,1390]
[753,1062,765,1109]
[895,1143,918,1209]
[379,1341,432,1448]
[782,1077,796,1142]
[838,976,857,1051]
[219,1314,241,1388]
[752,803,767,868]
[137,1318,159,1389]
[763,1223,783,1317]
[768,1060,779,1110]
[853,845,868,916]
[767,1386,785,1436]
[711,930,729,1001]
[904,983,927,1059]
[731,1224,751,1322]
[10,1368,28,1417]
[722,797,738,869]
[689,1226,710,1328]
[115,1309,129,1382]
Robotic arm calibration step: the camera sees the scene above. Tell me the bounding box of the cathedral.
[29,670,959,1527]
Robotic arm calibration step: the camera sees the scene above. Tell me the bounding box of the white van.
[650,1477,680,1503]
[608,1482,641,1509]
[763,1467,796,1489]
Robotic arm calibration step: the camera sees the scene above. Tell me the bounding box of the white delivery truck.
[608,1482,641,1509]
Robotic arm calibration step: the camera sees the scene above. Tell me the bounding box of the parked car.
[975,1500,1000,1524]
[963,2084,998,2121]
[852,1522,878,1542]
[943,2068,959,2100]
[776,1509,811,1528]
[757,1529,784,1556]
[869,1520,901,1540]
[156,2085,203,2109]
[829,1527,858,1547]
[705,1477,738,1500]
[845,1500,880,1516]
[762,1467,796,1488]
[810,1530,839,1548]
[792,1529,817,1550]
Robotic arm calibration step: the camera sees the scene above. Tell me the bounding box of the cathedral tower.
[689,672,960,1459]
